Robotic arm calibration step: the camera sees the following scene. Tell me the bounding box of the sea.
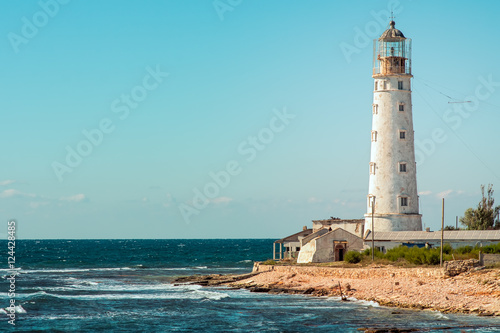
[1,239,499,332]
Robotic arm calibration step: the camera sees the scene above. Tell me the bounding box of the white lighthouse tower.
[364,21,422,232]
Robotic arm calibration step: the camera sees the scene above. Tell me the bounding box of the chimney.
[303,226,308,231]
[425,227,430,232]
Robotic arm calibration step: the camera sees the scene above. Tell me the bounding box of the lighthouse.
[364,21,422,232]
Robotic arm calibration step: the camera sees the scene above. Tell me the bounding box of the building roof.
[275,228,312,244]
[364,230,500,242]
[312,218,364,223]
[380,21,405,39]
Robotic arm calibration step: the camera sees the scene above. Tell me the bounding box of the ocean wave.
[0,305,27,314]
[19,267,134,274]
[31,289,229,301]
[430,310,449,320]
[348,298,380,307]
[32,282,185,293]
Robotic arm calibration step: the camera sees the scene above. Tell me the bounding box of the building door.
[334,242,347,261]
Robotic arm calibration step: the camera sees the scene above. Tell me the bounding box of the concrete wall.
[312,220,364,238]
[297,229,364,263]
[297,240,315,263]
[482,254,500,266]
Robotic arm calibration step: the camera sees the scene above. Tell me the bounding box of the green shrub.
[385,246,409,262]
[482,242,500,254]
[442,243,453,255]
[456,245,473,254]
[261,259,276,265]
[384,245,443,265]
[344,251,362,263]
[362,248,384,258]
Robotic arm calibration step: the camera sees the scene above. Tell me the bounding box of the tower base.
[364,213,422,233]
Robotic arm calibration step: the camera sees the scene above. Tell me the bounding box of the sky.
[1,0,500,239]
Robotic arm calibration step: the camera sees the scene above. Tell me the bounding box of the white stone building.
[365,21,422,233]
[273,21,499,264]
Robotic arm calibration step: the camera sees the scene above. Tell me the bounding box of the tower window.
[382,81,387,90]
[372,104,378,114]
[398,81,403,90]
[369,162,376,175]
[374,81,378,90]
[399,130,406,140]
[399,163,407,172]
[400,197,408,207]
[399,103,405,111]
[371,130,377,142]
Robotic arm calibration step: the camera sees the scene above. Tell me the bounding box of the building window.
[372,104,378,114]
[399,162,407,172]
[296,247,300,251]
[369,162,376,175]
[398,81,403,90]
[400,197,408,207]
[399,130,406,140]
[399,103,405,111]
[371,130,377,142]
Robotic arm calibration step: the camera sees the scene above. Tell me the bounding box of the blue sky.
[1,0,499,239]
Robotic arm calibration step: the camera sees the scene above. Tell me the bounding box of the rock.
[303,287,315,295]
[250,287,271,293]
[443,259,481,277]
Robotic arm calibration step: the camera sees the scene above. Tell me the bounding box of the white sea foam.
[430,310,449,320]
[39,287,228,301]
[20,267,135,274]
[353,299,380,307]
[1,305,28,314]
[15,305,27,313]
[33,281,182,293]
[16,291,48,299]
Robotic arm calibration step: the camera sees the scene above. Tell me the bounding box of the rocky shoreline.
[173,262,500,318]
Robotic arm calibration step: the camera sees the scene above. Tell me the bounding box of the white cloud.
[307,197,322,203]
[211,196,233,204]
[30,201,50,209]
[0,180,16,186]
[418,191,432,196]
[0,189,35,198]
[436,190,453,199]
[60,194,87,202]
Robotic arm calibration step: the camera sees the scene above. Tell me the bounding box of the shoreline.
[173,263,500,317]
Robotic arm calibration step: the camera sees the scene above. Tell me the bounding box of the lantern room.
[373,21,412,76]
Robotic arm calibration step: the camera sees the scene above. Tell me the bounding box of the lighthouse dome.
[380,21,405,39]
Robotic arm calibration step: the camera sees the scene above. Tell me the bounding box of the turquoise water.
[1,239,499,332]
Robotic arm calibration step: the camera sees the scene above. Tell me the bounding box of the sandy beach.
[175,262,500,317]
[227,263,500,317]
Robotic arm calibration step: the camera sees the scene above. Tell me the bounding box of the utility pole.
[440,198,445,267]
[371,197,375,261]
